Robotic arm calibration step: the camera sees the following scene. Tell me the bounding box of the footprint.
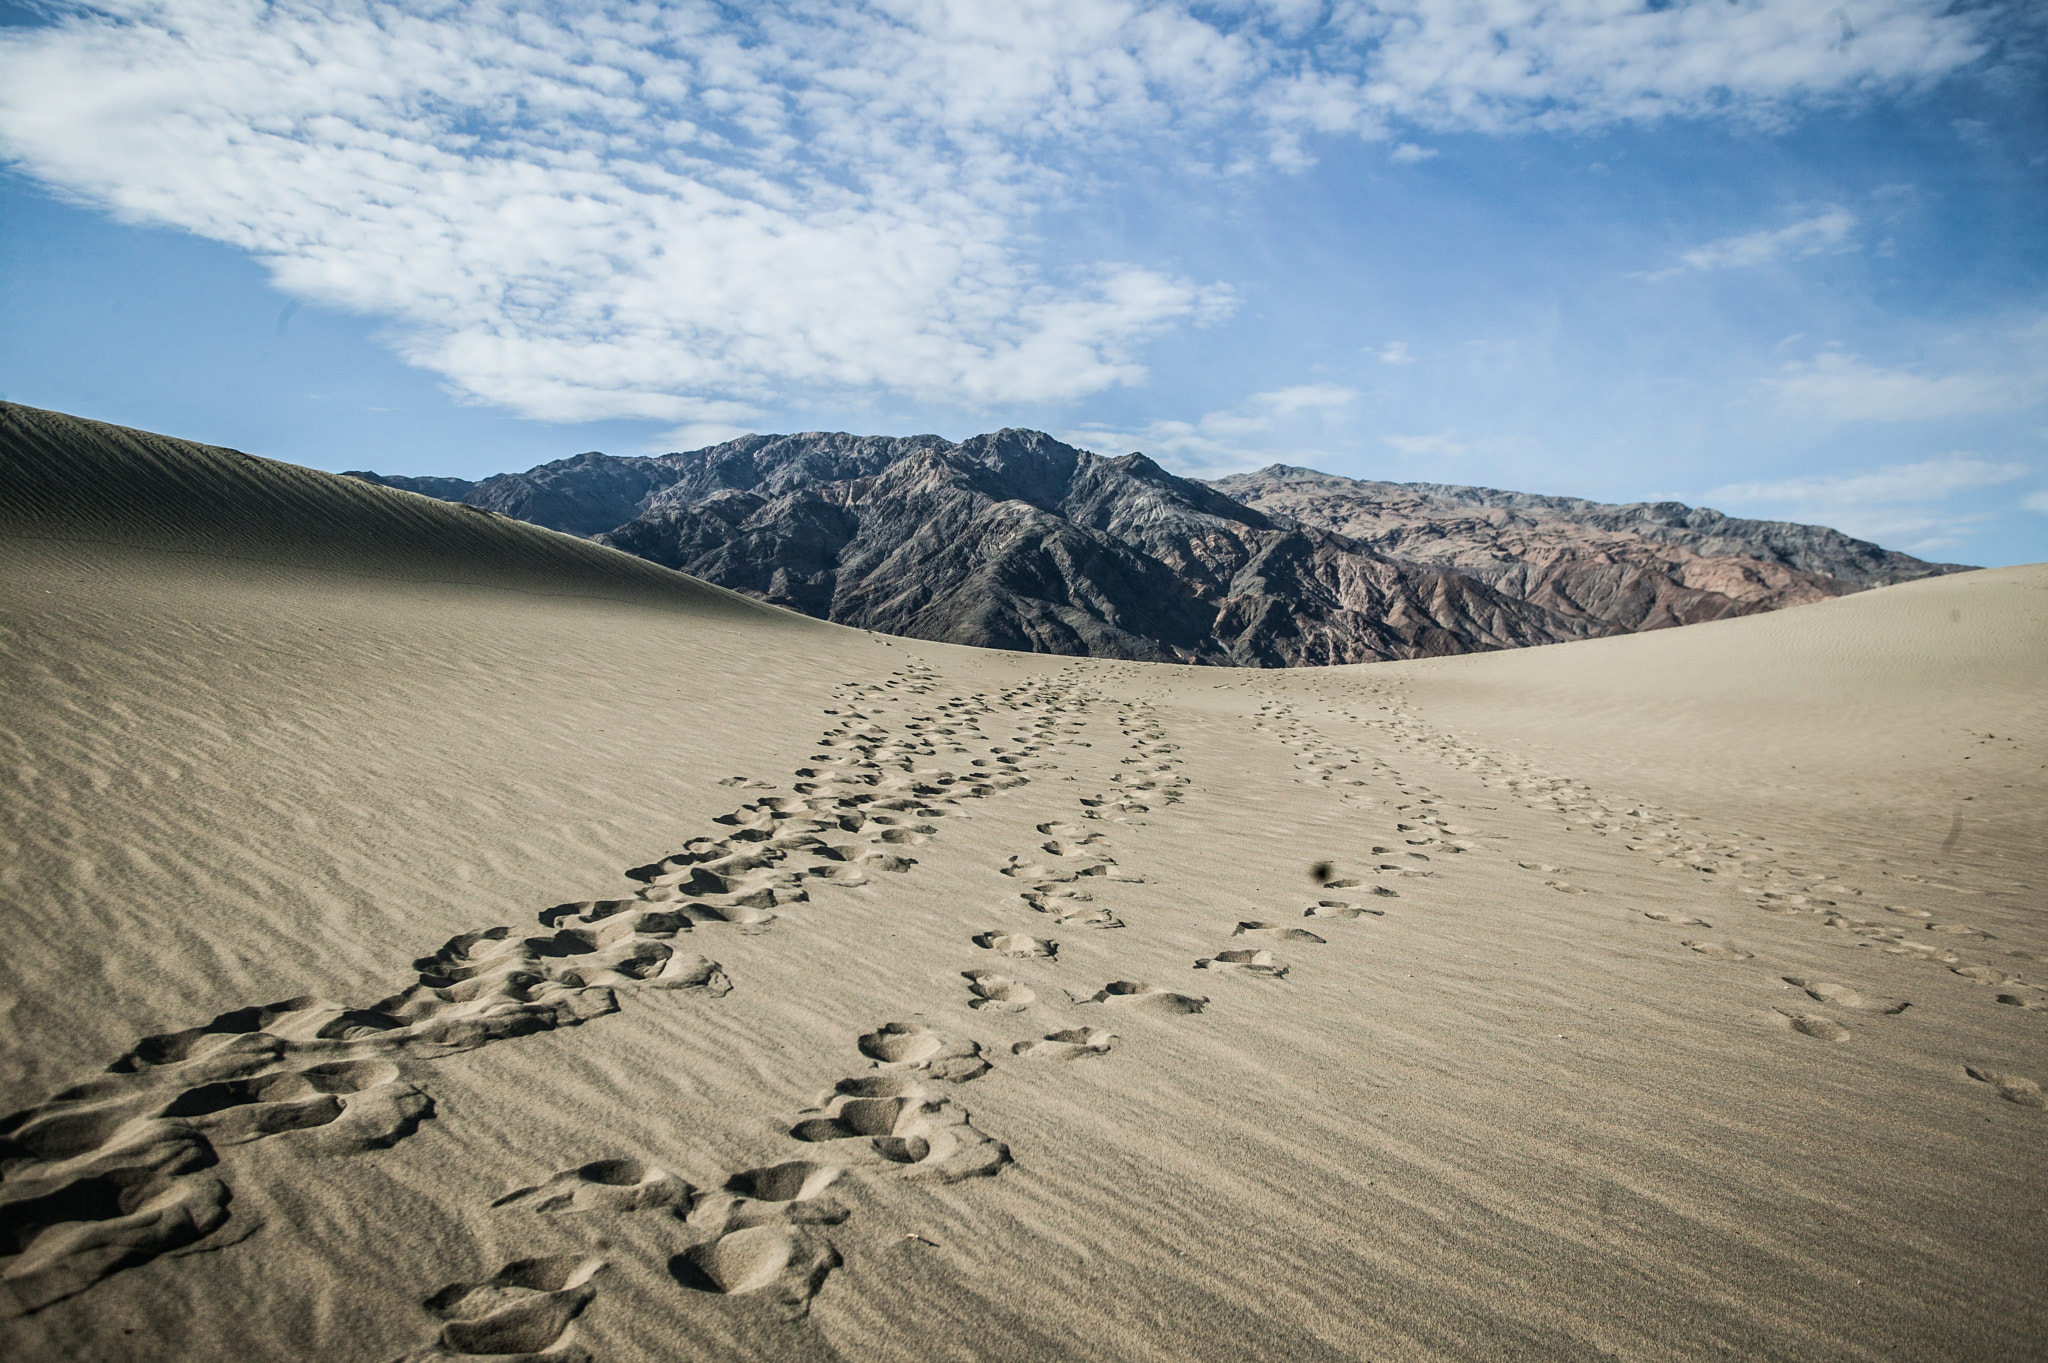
[526,905,745,980]
[1076,982,1208,1014]
[1861,938,1959,964]
[1305,902,1384,919]
[406,1254,603,1361]
[671,1226,840,1310]
[857,1023,944,1066]
[154,1070,344,1146]
[855,1023,991,1082]
[1011,1028,1115,1060]
[1232,922,1326,944]
[1783,978,1875,1009]
[805,864,870,887]
[0,1168,230,1317]
[115,996,404,1066]
[493,1159,693,1215]
[1022,891,1124,929]
[1644,911,1712,927]
[1965,1066,2046,1109]
[1041,837,1111,857]
[541,899,693,938]
[725,1161,842,1206]
[2,1034,457,1313]
[1001,857,1071,883]
[2,1054,433,1252]
[961,971,1035,1012]
[1774,1010,1851,1042]
[1952,966,2015,986]
[972,932,1057,960]
[689,1162,850,1233]
[1195,949,1289,979]
[1682,940,1753,961]
[789,1086,1008,1181]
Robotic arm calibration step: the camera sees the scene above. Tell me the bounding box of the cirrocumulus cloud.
[0,0,1990,422]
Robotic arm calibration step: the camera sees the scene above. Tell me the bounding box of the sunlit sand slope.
[2,405,2042,1362]
[1396,558,2044,862]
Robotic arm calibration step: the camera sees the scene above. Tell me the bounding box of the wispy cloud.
[0,2,1991,422]
[1389,143,1437,163]
[1254,384,1360,419]
[1318,1,1984,134]
[2023,489,2048,513]
[1635,209,1856,280]
[1708,454,2030,553]
[1711,455,2030,507]
[656,420,761,453]
[1766,349,2048,422]
[1374,341,1416,365]
[1066,383,1358,473]
[1381,431,1469,458]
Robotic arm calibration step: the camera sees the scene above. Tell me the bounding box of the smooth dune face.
[2,406,2044,1361]
[1393,564,2047,894]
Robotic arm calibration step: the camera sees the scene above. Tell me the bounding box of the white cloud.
[1708,454,2030,553]
[0,1,1243,422]
[1358,1,1983,133]
[1375,341,1415,365]
[655,421,760,453]
[1711,455,2030,507]
[1382,431,1468,458]
[1389,142,1437,163]
[1065,382,1358,472]
[2016,489,2048,514]
[1635,209,1857,280]
[0,2,1992,421]
[1253,384,1360,418]
[1767,350,2048,423]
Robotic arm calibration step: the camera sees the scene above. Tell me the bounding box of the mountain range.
[346,429,1971,665]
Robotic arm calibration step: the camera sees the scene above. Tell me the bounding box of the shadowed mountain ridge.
[342,430,1973,664]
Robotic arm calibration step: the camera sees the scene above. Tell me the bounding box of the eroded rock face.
[1211,465,1973,632]
[343,434,1971,665]
[593,430,1602,665]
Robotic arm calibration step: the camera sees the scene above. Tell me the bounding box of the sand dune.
[2,406,2043,1361]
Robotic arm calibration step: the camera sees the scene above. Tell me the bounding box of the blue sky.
[2,1,2044,565]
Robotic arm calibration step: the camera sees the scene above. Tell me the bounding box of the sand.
[2,404,2044,1361]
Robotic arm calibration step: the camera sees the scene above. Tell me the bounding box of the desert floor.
[3,410,2044,1361]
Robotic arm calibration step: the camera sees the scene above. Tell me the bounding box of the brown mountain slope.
[594,429,1604,665]
[334,429,1975,659]
[1210,465,1973,631]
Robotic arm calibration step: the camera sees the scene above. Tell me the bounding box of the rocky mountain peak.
[343,429,1973,665]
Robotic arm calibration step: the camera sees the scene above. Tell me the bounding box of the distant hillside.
[342,433,1973,664]
[1210,466,1971,635]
